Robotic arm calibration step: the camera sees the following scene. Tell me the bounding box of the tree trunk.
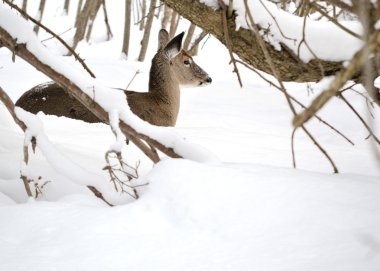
[188,30,207,56]
[102,0,113,40]
[139,0,147,31]
[64,0,70,14]
[183,23,196,51]
[85,1,102,42]
[22,0,27,11]
[161,4,171,29]
[73,0,93,44]
[161,0,344,82]
[71,0,100,52]
[138,0,156,62]
[122,0,132,57]
[156,0,163,18]
[75,0,84,25]
[33,0,47,34]
[168,10,178,38]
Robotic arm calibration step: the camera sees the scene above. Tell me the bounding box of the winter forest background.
[0,0,379,270]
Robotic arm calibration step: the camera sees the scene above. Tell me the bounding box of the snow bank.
[201,0,363,62]
[0,159,379,270]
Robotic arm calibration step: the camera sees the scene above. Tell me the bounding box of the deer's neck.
[148,54,180,116]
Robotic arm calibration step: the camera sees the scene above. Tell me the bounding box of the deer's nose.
[206,77,212,83]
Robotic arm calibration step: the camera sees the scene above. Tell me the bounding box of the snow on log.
[163,0,364,82]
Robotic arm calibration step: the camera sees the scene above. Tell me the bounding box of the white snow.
[0,0,379,270]
[1,159,380,270]
[108,109,125,152]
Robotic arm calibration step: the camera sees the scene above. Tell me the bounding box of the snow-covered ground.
[0,1,379,270]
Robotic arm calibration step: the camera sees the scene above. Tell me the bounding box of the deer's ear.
[158,29,169,50]
[164,32,184,59]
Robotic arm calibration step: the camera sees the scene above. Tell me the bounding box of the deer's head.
[158,29,212,87]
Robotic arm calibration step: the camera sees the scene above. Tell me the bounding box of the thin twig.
[345,88,375,118]
[297,3,325,77]
[291,128,297,168]
[34,178,51,199]
[258,0,297,42]
[134,3,164,25]
[40,27,73,43]
[188,30,208,54]
[104,150,140,199]
[218,0,243,87]
[87,186,114,206]
[339,93,380,145]
[125,70,141,90]
[340,82,376,118]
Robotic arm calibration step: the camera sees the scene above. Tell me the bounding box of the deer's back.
[15,82,100,123]
[15,82,176,126]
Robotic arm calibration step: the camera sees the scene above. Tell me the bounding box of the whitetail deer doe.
[16,29,212,126]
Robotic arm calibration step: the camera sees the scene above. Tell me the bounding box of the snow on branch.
[0,2,218,165]
[204,0,363,62]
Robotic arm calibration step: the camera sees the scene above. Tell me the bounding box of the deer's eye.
[184,60,191,66]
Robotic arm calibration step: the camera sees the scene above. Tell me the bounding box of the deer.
[15,29,212,126]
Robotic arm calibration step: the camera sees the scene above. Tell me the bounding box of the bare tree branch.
[0,86,33,197]
[2,0,96,78]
